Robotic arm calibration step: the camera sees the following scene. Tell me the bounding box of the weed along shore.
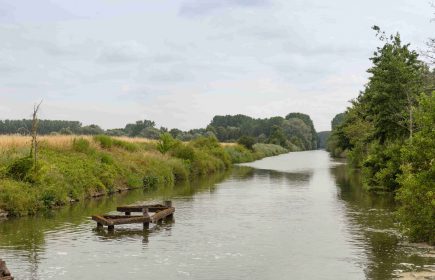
[0,134,288,217]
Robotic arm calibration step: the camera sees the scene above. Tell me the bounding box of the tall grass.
[0,135,288,216]
[0,135,240,216]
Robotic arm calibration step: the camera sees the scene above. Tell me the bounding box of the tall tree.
[359,26,425,143]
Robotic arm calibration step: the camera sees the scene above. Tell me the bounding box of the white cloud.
[96,41,148,63]
[0,0,433,132]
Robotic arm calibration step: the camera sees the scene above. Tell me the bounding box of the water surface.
[0,150,433,279]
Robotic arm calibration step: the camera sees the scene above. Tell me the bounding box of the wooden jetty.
[0,259,13,280]
[92,201,174,231]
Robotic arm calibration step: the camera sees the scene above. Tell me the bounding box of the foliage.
[396,92,435,244]
[0,134,287,216]
[72,138,91,153]
[93,135,113,149]
[331,113,346,129]
[208,113,318,150]
[157,133,179,154]
[317,131,330,149]
[6,156,34,181]
[237,136,256,150]
[327,26,434,243]
[224,143,288,164]
[112,139,138,152]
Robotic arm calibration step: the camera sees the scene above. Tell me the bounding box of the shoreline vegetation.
[326,27,434,244]
[0,134,288,217]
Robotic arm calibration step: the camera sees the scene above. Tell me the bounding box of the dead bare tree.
[30,101,43,167]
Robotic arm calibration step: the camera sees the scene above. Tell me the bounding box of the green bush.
[100,153,114,165]
[224,145,254,163]
[0,179,40,216]
[143,175,160,188]
[253,143,288,157]
[6,156,34,181]
[237,136,256,150]
[73,138,91,153]
[113,139,138,152]
[171,143,196,162]
[157,133,179,154]
[93,135,113,149]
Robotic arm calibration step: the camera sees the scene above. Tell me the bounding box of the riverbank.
[0,135,287,216]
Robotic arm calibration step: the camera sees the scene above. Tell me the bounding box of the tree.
[360,26,425,143]
[396,92,435,244]
[331,113,345,129]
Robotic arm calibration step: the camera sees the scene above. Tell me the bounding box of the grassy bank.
[0,135,287,216]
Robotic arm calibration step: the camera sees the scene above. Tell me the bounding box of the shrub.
[73,138,91,153]
[157,133,179,154]
[113,139,138,152]
[100,153,114,165]
[170,143,196,162]
[6,156,34,181]
[224,145,254,163]
[143,175,160,188]
[167,158,190,181]
[237,136,256,150]
[93,135,113,149]
[0,179,40,216]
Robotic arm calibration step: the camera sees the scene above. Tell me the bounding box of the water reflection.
[93,219,174,245]
[0,151,433,280]
[331,164,434,279]
[0,171,229,249]
[233,166,312,185]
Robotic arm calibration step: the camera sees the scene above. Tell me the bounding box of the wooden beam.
[0,259,12,280]
[116,204,167,213]
[150,207,175,223]
[92,215,113,226]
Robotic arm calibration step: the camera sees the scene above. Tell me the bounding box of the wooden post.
[143,207,150,229]
[108,225,114,231]
[125,212,131,216]
[97,222,103,229]
[164,201,174,220]
[0,259,12,279]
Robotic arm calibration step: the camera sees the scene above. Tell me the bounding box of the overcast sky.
[0,0,433,131]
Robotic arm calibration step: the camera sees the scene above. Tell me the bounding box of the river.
[0,150,433,279]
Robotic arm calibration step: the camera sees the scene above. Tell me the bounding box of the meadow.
[0,134,288,216]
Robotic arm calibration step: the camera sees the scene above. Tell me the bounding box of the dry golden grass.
[112,136,155,143]
[0,135,155,151]
[220,142,237,147]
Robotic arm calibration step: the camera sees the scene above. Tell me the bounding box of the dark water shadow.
[330,164,434,280]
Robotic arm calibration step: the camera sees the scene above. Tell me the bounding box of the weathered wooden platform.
[0,259,13,280]
[92,201,174,231]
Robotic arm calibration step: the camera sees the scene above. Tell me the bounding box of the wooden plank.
[92,215,113,226]
[102,215,150,225]
[116,204,167,213]
[150,207,175,223]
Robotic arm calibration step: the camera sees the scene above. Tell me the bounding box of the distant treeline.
[0,120,105,135]
[0,112,319,151]
[206,113,318,150]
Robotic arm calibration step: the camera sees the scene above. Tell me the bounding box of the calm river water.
[0,150,433,279]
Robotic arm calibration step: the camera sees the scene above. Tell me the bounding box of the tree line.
[0,112,319,151]
[327,26,435,244]
[207,113,318,150]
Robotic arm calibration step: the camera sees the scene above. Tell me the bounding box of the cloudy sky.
[0,0,433,131]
